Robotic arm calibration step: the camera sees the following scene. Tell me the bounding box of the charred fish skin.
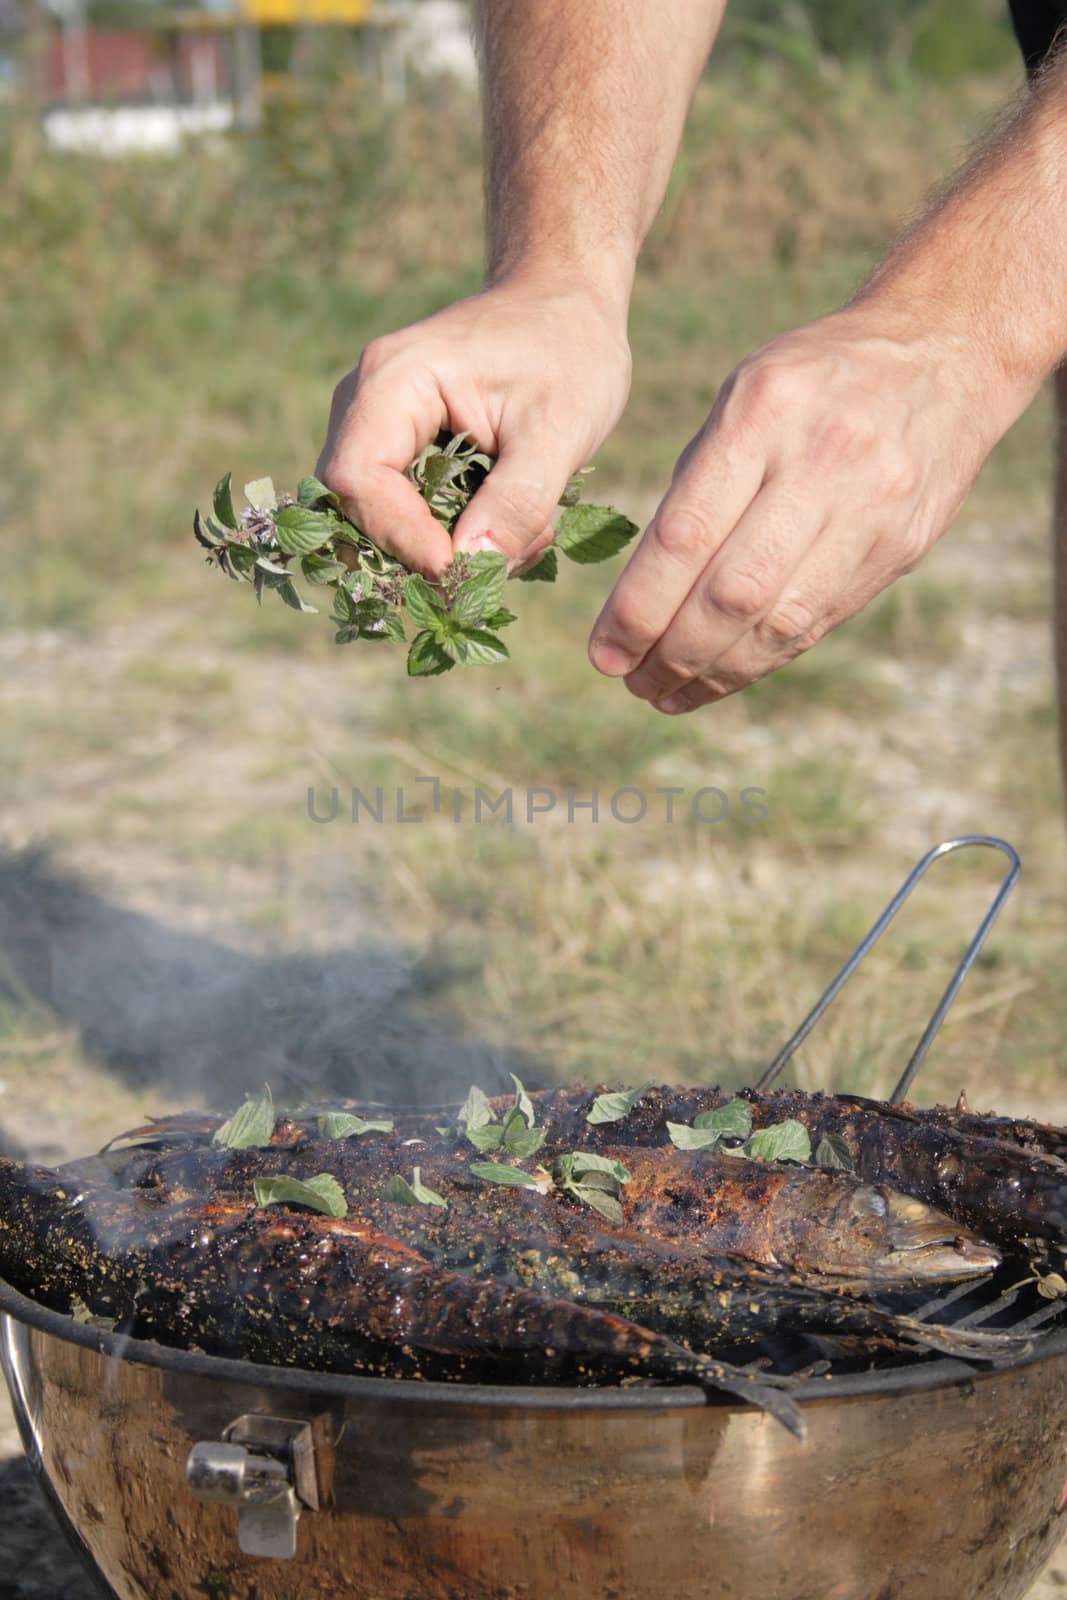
[0,1157,804,1432]
[522,1085,1067,1251]
[49,1137,1020,1362]
[89,1123,1001,1293]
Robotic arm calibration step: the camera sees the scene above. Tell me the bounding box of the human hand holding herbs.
[194,431,638,676]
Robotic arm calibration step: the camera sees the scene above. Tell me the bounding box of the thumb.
[452,437,576,568]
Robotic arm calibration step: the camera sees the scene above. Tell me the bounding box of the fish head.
[820,1183,1001,1285]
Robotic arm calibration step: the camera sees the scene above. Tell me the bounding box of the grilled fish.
[0,1156,804,1433]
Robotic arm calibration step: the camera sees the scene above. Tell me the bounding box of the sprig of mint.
[253,1172,347,1218]
[455,1073,546,1161]
[194,432,639,677]
[213,1086,276,1150]
[554,1151,632,1224]
[666,1097,754,1152]
[469,1161,542,1189]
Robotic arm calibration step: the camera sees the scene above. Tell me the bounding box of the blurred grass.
[1,42,1065,1121]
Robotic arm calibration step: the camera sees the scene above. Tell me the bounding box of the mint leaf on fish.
[470,1161,541,1189]
[743,1121,812,1165]
[466,1123,505,1153]
[694,1099,753,1141]
[555,1151,632,1223]
[253,1172,347,1218]
[509,1073,536,1127]
[586,1081,655,1125]
[213,1086,276,1150]
[317,1112,394,1140]
[815,1133,855,1172]
[384,1168,447,1208]
[458,1084,495,1133]
[667,1122,725,1151]
[70,1295,118,1331]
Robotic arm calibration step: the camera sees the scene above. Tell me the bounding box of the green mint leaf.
[253,1172,347,1218]
[469,1161,540,1189]
[194,510,224,550]
[301,555,346,585]
[255,556,291,577]
[466,1123,506,1153]
[212,1087,276,1150]
[509,1073,535,1126]
[317,1112,394,1140]
[273,577,318,614]
[572,1184,624,1224]
[517,548,558,583]
[228,545,258,577]
[814,1133,855,1172]
[243,477,276,512]
[693,1099,754,1141]
[666,1122,724,1151]
[503,1125,547,1160]
[743,1120,813,1165]
[407,632,454,675]
[335,626,363,645]
[212,472,238,530]
[404,575,447,630]
[586,1081,655,1125]
[274,506,333,556]
[297,475,340,509]
[556,505,639,565]
[455,629,509,666]
[384,1168,447,1207]
[567,1152,632,1185]
[450,555,508,626]
[483,607,518,630]
[458,1084,495,1131]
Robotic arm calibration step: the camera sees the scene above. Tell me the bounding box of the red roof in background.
[45,28,228,103]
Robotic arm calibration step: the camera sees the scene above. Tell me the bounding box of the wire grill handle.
[754,835,1021,1103]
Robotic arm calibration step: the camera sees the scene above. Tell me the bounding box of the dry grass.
[0,59,1064,1162]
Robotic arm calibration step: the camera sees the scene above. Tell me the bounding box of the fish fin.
[689,1359,806,1441]
[894,1314,1033,1363]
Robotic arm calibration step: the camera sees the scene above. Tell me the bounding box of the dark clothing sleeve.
[1009,0,1067,73]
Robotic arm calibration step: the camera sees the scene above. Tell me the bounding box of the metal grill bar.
[756,837,1021,1098]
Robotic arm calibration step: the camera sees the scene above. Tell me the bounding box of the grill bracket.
[186,1414,319,1559]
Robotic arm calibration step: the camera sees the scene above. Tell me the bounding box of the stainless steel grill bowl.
[4,1274,1067,1600]
[4,835,1064,1600]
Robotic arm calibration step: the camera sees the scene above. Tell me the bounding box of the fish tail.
[893,1313,1033,1363]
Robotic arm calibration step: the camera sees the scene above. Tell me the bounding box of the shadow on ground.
[0,846,544,1111]
[0,1455,104,1599]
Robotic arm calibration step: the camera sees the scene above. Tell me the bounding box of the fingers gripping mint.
[194,433,638,676]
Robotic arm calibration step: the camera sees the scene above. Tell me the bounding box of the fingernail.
[590,639,636,677]
[470,534,502,554]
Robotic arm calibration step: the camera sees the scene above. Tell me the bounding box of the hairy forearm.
[856,55,1067,416]
[474,0,723,308]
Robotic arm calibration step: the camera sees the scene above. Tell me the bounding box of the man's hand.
[316,278,632,579]
[588,309,1009,713]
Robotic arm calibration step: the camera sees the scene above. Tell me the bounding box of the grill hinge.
[186,1414,319,1559]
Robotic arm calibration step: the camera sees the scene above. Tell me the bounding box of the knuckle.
[702,564,774,625]
[357,334,396,378]
[650,506,714,565]
[491,477,551,533]
[759,596,820,649]
[734,359,800,416]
